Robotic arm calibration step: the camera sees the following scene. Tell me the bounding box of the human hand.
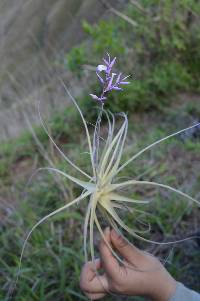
[80,227,176,300]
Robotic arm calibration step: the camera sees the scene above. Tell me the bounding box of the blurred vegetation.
[0,0,200,300]
[66,0,200,113]
[1,96,200,300]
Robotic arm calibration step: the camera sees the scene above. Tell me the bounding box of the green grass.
[0,95,200,300]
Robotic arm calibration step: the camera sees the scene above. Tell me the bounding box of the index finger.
[99,227,120,278]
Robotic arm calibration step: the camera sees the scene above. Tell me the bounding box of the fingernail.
[105,226,110,234]
[111,229,121,240]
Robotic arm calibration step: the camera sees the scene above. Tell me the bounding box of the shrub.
[65,0,200,113]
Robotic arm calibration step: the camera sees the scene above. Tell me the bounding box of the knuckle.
[79,278,87,291]
[82,262,89,273]
[80,263,90,291]
[80,278,91,293]
[80,275,87,291]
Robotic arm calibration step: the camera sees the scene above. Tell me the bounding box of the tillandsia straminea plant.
[17,53,200,288]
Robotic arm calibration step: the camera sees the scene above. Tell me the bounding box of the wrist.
[150,276,177,301]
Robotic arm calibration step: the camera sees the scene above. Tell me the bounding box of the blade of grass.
[9,190,91,300]
[117,123,200,175]
[37,98,91,180]
[61,81,96,179]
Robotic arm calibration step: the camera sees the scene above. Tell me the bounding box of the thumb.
[110,229,144,265]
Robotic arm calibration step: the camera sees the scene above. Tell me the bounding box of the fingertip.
[104,226,111,237]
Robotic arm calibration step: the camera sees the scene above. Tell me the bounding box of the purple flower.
[90,53,130,103]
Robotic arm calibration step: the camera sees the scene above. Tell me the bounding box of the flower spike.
[90,53,130,103]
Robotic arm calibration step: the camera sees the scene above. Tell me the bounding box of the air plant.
[17,53,200,285]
